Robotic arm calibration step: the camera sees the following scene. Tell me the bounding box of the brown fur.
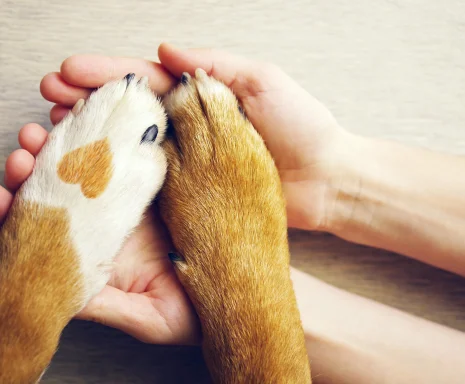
[159,73,311,383]
[0,201,83,383]
[57,138,113,199]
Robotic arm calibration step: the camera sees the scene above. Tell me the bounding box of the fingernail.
[162,42,181,51]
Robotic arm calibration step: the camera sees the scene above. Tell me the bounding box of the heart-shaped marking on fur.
[57,138,113,199]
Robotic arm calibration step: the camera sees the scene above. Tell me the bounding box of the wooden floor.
[0,1,464,382]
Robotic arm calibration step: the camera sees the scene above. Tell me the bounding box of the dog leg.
[160,69,311,383]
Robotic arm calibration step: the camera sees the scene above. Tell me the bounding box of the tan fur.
[57,138,113,199]
[159,71,311,383]
[0,201,83,383]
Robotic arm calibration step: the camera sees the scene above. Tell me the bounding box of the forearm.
[322,133,465,275]
[291,267,465,384]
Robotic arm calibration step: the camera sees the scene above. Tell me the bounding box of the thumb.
[158,43,286,99]
[75,286,153,343]
[76,286,134,327]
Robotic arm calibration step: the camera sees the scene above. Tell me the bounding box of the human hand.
[2,122,200,345]
[156,44,350,231]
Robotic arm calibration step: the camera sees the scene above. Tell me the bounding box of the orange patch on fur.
[57,138,113,198]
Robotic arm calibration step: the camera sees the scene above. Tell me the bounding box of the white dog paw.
[16,73,167,301]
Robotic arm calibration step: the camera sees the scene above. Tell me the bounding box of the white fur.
[18,76,167,303]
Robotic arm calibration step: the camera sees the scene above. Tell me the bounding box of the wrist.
[320,135,465,274]
[316,132,403,247]
[287,129,367,234]
[318,132,370,235]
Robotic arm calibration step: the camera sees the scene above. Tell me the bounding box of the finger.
[40,72,91,106]
[50,104,71,125]
[158,43,246,86]
[75,286,187,344]
[4,149,35,192]
[0,186,14,223]
[61,55,177,95]
[18,123,48,156]
[158,43,279,99]
[76,286,134,328]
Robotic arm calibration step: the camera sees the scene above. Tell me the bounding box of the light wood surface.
[1,1,464,382]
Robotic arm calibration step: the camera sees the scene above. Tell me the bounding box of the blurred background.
[0,0,464,382]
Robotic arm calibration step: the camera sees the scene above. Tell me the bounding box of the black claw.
[238,105,246,118]
[140,124,159,144]
[180,73,189,85]
[166,118,175,137]
[124,73,135,85]
[168,252,183,263]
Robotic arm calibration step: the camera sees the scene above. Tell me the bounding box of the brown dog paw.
[159,69,311,384]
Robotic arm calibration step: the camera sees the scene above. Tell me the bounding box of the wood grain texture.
[0,0,464,382]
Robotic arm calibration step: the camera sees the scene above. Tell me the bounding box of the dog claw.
[168,252,183,263]
[194,68,207,78]
[181,72,191,85]
[138,76,149,86]
[71,99,85,115]
[124,73,135,85]
[140,124,159,144]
